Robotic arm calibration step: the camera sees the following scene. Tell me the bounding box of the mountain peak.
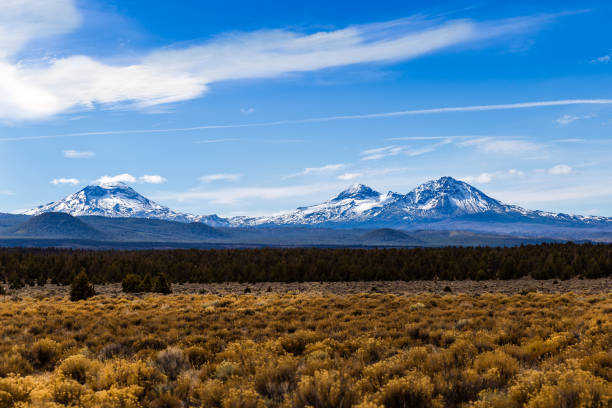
[333,184,380,201]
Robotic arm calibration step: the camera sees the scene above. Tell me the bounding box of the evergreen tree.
[152,274,172,294]
[70,270,95,301]
[122,273,142,293]
[140,273,153,292]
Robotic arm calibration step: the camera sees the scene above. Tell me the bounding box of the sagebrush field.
[1,288,610,407]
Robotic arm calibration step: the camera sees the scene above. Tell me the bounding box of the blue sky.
[1,0,612,217]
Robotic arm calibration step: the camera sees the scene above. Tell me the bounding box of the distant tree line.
[0,243,610,287]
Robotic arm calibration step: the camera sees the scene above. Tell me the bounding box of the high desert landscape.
[2,0,612,407]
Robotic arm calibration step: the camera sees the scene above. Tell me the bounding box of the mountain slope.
[21,177,612,233]
[9,213,107,239]
[230,177,611,228]
[25,183,226,226]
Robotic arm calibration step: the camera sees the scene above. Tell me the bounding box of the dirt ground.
[6,278,611,298]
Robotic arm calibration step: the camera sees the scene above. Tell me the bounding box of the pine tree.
[70,270,95,301]
[152,274,172,294]
[122,274,142,293]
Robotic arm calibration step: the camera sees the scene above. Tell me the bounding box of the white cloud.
[286,164,345,178]
[548,164,572,175]
[461,173,493,184]
[200,173,242,183]
[96,173,137,185]
[0,3,566,121]
[460,137,542,155]
[240,107,254,114]
[554,113,595,125]
[0,189,14,195]
[51,177,79,185]
[508,169,525,176]
[63,149,95,158]
[337,172,363,181]
[0,0,80,59]
[140,175,167,184]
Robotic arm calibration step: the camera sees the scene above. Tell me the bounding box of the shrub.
[215,361,240,381]
[122,274,142,293]
[294,370,358,408]
[474,351,519,388]
[185,346,210,368]
[0,352,33,377]
[526,369,611,408]
[222,388,264,408]
[281,330,320,356]
[57,355,95,385]
[155,348,190,381]
[254,356,298,400]
[52,379,85,406]
[375,371,443,408]
[152,274,172,294]
[150,392,183,408]
[24,338,62,370]
[70,271,95,301]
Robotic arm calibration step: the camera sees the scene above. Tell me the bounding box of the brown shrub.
[294,370,358,408]
[24,338,62,371]
[254,356,298,400]
[375,371,443,408]
[155,348,190,381]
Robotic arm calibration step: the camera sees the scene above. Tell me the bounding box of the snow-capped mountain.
[23,177,611,230]
[24,183,226,226]
[229,177,611,227]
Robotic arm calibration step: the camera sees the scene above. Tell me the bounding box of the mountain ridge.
[20,177,612,231]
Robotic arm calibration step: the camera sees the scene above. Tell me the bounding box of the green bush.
[122,274,142,293]
[70,271,95,301]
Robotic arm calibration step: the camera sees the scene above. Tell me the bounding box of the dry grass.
[0,288,610,407]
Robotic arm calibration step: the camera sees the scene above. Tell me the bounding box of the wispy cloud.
[554,138,586,143]
[240,108,255,114]
[63,149,95,158]
[195,138,242,144]
[285,164,345,178]
[199,173,242,183]
[0,189,14,196]
[459,137,542,155]
[491,182,612,205]
[140,175,167,184]
[548,164,572,175]
[51,178,79,185]
[361,146,404,161]
[360,138,452,160]
[461,169,525,184]
[592,54,610,63]
[461,173,494,184]
[3,99,612,142]
[554,113,595,125]
[0,1,575,121]
[337,172,363,181]
[158,183,340,205]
